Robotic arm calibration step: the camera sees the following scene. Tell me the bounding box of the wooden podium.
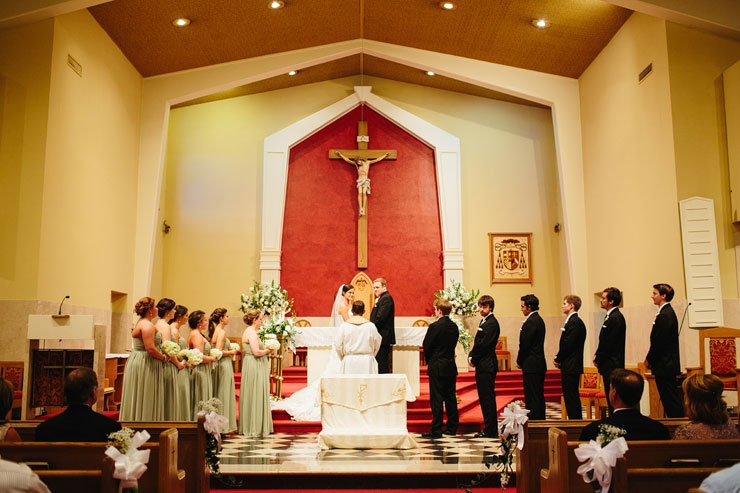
[23,315,107,419]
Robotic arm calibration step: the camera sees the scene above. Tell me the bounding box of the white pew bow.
[199,410,229,448]
[500,403,529,449]
[574,437,628,492]
[104,430,151,489]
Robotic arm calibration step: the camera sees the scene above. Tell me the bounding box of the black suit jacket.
[646,303,680,376]
[468,313,500,373]
[35,404,122,442]
[423,316,459,377]
[516,311,546,373]
[579,408,670,441]
[594,307,626,376]
[555,313,587,374]
[370,291,395,346]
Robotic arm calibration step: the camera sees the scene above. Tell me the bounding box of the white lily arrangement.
[240,280,294,319]
[434,280,480,317]
[258,314,300,352]
[450,315,473,353]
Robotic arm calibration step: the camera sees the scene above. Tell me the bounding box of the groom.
[370,277,395,374]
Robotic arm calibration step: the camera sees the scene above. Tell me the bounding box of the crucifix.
[329,120,397,268]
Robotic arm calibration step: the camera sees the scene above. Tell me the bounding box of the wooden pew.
[515,418,689,493]
[540,427,740,493]
[0,427,185,493]
[12,416,209,493]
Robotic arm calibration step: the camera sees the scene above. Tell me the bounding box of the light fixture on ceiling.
[288,70,297,76]
[439,2,456,10]
[426,71,435,76]
[172,17,191,27]
[532,18,549,28]
[270,1,285,9]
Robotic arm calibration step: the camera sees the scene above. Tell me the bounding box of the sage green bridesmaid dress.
[162,333,179,421]
[238,341,273,436]
[190,340,213,419]
[174,335,192,421]
[120,331,163,421]
[212,337,237,432]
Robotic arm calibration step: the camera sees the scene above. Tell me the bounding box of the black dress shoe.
[442,430,457,436]
[474,431,497,438]
[421,432,442,439]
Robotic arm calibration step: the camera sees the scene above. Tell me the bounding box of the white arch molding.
[259,86,463,287]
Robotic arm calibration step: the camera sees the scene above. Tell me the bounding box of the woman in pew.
[209,308,239,433]
[673,374,740,440]
[169,304,192,421]
[120,297,167,421]
[0,377,20,442]
[238,309,274,436]
[155,298,187,421]
[188,310,217,419]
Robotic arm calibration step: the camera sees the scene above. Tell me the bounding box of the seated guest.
[0,457,51,492]
[0,377,21,442]
[699,462,740,493]
[673,374,740,440]
[35,368,121,442]
[580,368,670,441]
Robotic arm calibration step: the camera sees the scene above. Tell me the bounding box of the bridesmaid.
[169,304,192,421]
[209,308,239,433]
[238,309,274,436]
[120,297,167,421]
[188,310,217,418]
[155,298,186,421]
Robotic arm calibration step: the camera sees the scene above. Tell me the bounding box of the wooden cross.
[329,121,397,268]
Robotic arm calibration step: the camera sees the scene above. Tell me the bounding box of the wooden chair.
[294,319,312,367]
[686,326,740,403]
[496,336,511,371]
[0,361,24,417]
[560,367,602,419]
[412,319,429,365]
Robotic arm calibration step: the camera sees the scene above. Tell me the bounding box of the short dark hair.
[478,295,495,311]
[610,368,644,407]
[653,283,674,302]
[563,295,582,311]
[352,300,365,315]
[188,310,205,329]
[64,368,98,406]
[603,287,622,306]
[435,299,452,315]
[520,294,539,311]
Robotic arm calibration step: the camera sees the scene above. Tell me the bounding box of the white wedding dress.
[270,286,345,421]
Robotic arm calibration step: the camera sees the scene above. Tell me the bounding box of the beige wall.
[161,75,564,321]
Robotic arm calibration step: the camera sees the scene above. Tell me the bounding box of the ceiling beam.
[604,0,740,40]
[0,0,111,30]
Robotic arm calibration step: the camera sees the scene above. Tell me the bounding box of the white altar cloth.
[317,374,418,450]
[295,326,428,347]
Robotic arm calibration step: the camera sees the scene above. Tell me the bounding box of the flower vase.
[454,316,477,372]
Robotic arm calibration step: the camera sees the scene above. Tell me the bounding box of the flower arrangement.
[107,427,135,454]
[210,348,223,361]
[258,315,300,352]
[450,315,473,353]
[178,348,203,365]
[264,337,281,351]
[161,340,180,358]
[434,280,480,317]
[575,424,628,492]
[197,398,225,475]
[229,342,240,352]
[240,280,293,319]
[199,397,222,414]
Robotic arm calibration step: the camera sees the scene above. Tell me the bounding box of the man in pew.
[580,368,669,441]
[35,368,121,442]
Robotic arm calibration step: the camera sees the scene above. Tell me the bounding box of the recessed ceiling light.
[426,71,435,76]
[288,70,297,76]
[172,17,190,27]
[270,1,285,9]
[439,2,456,10]
[532,19,549,28]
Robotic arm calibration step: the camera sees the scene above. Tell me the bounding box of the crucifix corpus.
[329,120,397,268]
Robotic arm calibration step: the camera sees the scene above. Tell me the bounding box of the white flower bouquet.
[210,348,223,360]
[229,342,240,352]
[258,314,300,352]
[450,315,473,353]
[107,427,135,454]
[264,338,281,351]
[178,348,203,365]
[161,340,180,358]
[434,280,480,317]
[240,280,294,319]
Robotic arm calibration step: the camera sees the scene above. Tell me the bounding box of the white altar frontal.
[317,374,418,450]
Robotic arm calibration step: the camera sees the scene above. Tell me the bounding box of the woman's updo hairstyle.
[209,308,228,338]
[188,310,205,329]
[169,305,188,324]
[342,284,354,294]
[243,309,262,326]
[134,297,156,317]
[156,298,176,318]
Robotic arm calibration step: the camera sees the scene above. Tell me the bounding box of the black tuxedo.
[469,313,500,436]
[370,291,395,373]
[579,408,670,441]
[555,313,587,419]
[594,307,626,413]
[422,315,459,434]
[646,303,683,417]
[517,311,546,420]
[35,404,122,442]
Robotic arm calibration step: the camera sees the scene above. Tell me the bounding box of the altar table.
[317,374,418,450]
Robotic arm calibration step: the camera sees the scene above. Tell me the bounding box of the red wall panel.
[281,106,443,317]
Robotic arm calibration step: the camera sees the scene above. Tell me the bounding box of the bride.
[271,284,354,421]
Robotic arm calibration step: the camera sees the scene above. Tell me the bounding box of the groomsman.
[421,299,459,438]
[516,294,546,420]
[645,283,683,417]
[593,286,625,415]
[554,295,587,419]
[370,277,395,374]
[468,295,500,438]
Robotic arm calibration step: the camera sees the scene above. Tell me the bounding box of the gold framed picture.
[489,233,532,284]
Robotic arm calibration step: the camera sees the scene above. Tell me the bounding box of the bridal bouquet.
[240,280,294,319]
[434,280,480,317]
[450,315,473,352]
[259,314,300,352]
[210,348,223,360]
[161,340,180,358]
